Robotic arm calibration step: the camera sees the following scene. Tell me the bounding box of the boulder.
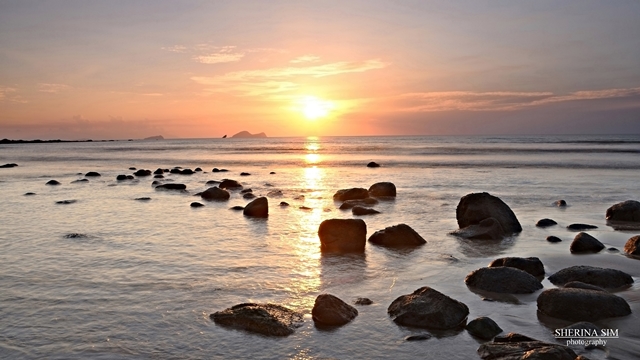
[548,265,633,289]
[456,192,522,234]
[155,183,186,191]
[240,172,251,176]
[180,168,194,175]
[170,168,181,174]
[537,288,631,321]
[201,187,230,201]
[623,235,640,255]
[354,298,373,305]
[219,179,242,190]
[116,175,128,180]
[388,286,469,330]
[450,217,506,240]
[570,232,604,253]
[339,198,378,209]
[466,317,503,340]
[465,267,543,294]
[311,294,358,326]
[129,167,136,170]
[488,257,544,277]
[243,197,268,218]
[154,174,164,179]
[333,188,369,202]
[195,167,202,172]
[564,281,606,292]
[154,168,164,174]
[0,163,18,168]
[243,193,256,199]
[567,223,598,231]
[535,218,557,227]
[606,200,640,222]
[555,199,567,207]
[270,171,276,174]
[368,224,426,247]
[318,219,366,253]
[85,171,101,177]
[368,182,396,197]
[190,202,204,208]
[240,188,253,193]
[478,333,577,360]
[210,303,303,337]
[46,180,61,185]
[352,206,380,216]
[366,161,380,168]
[133,169,152,176]
[546,235,562,243]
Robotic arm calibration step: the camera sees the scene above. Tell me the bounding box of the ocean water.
[1,135,639,360]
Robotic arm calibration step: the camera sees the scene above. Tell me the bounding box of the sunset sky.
[1,0,639,139]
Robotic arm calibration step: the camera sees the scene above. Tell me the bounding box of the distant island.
[144,135,164,140]
[230,131,267,138]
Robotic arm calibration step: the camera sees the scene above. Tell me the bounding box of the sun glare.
[299,96,334,121]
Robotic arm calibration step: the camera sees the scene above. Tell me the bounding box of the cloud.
[38,83,70,93]
[193,53,244,64]
[0,87,16,100]
[161,45,187,53]
[0,86,26,103]
[290,55,321,63]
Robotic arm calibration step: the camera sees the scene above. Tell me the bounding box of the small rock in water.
[24,192,36,196]
[240,172,251,176]
[201,187,230,201]
[608,247,619,252]
[154,174,164,178]
[85,171,101,177]
[116,175,128,180]
[243,197,268,217]
[466,317,503,340]
[269,171,276,174]
[366,161,380,168]
[129,167,136,170]
[205,180,220,185]
[352,206,380,216]
[46,180,61,185]
[180,169,194,175]
[195,167,202,172]
[71,179,89,183]
[64,233,89,239]
[388,286,469,330]
[170,168,181,174]
[190,202,204,208]
[0,163,18,168]
[537,288,631,321]
[536,218,557,227]
[555,199,567,207]
[218,179,242,190]
[279,201,290,207]
[605,200,640,222]
[240,188,253,194]
[570,232,605,253]
[546,235,562,243]
[299,206,312,210]
[354,297,373,305]
[155,183,186,191]
[230,205,245,211]
[243,193,256,199]
[135,197,151,201]
[405,334,431,341]
[210,303,303,337]
[312,294,358,326]
[133,169,152,176]
[56,200,77,204]
[465,267,543,294]
[333,188,369,202]
[368,182,396,197]
[368,223,426,247]
[567,223,598,231]
[154,168,164,174]
[267,190,283,197]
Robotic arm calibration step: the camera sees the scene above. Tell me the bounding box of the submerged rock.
[537,288,631,321]
[564,281,606,292]
[56,200,77,204]
[333,188,369,202]
[312,294,358,326]
[116,175,128,180]
[180,168,194,175]
[368,223,426,247]
[230,205,245,211]
[366,161,380,168]
[354,298,373,305]
[210,303,303,337]
[279,201,289,207]
[570,232,604,253]
[85,171,101,177]
[536,218,557,227]
[352,206,380,216]
[339,198,378,209]
[24,192,36,196]
[478,333,577,360]
[71,179,89,183]
[134,197,151,201]
[368,182,396,197]
[606,200,640,222]
[388,286,469,330]
[465,267,543,294]
[466,317,503,340]
[243,193,256,199]
[240,172,251,176]
[546,235,562,243]
[456,192,522,235]
[155,183,186,191]
[488,257,545,277]
[0,163,18,168]
[451,217,506,240]
[567,223,598,231]
[548,265,633,289]
[190,202,204,208]
[243,197,268,218]
[318,219,366,253]
[405,334,431,341]
[46,180,61,185]
[201,187,230,201]
[555,199,567,207]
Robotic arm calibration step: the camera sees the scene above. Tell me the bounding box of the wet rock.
[405,334,432,341]
[388,286,469,330]
[133,169,152,176]
[243,193,256,199]
[56,200,77,204]
[219,179,242,190]
[169,168,181,174]
[465,267,543,294]
[339,198,378,209]
[488,257,545,277]
[210,303,303,337]
[354,298,373,305]
[180,168,194,175]
[450,217,506,240]
[366,161,380,168]
[155,183,186,190]
[456,192,522,235]
[240,172,251,176]
[154,174,164,178]
[127,175,134,180]
[135,197,151,201]
[478,333,577,360]
[567,223,598,231]
[270,171,276,174]
[537,288,631,321]
[201,187,230,201]
[333,188,370,202]
[548,265,633,289]
[299,206,312,210]
[0,163,18,168]
[154,168,164,174]
[190,202,204,208]
[205,180,220,185]
[606,200,640,222]
[368,182,396,197]
[555,199,567,207]
[368,223,426,247]
[24,192,36,196]
[312,294,358,326]
[85,171,101,177]
[536,218,557,227]
[279,201,289,207]
[608,247,619,252]
[267,190,283,197]
[151,180,161,186]
[46,180,61,185]
[240,188,253,194]
[212,168,229,173]
[129,167,136,170]
[352,206,380,216]
[570,232,604,253]
[195,167,202,172]
[564,281,606,292]
[466,317,503,340]
[243,197,268,217]
[547,235,562,243]
[71,179,89,183]
[318,218,366,253]
[116,175,128,180]
[624,235,640,255]
[230,205,245,211]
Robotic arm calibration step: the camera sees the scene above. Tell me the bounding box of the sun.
[299,96,334,121]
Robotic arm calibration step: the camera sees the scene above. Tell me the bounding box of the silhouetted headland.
[230,131,267,138]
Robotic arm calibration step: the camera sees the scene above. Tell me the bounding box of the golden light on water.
[304,136,322,165]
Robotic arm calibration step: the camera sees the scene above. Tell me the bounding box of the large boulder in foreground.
[333,188,369,202]
[456,192,522,235]
[210,303,303,336]
[548,265,633,289]
[537,288,631,321]
[311,294,358,326]
[318,219,367,253]
[624,235,640,255]
[201,187,230,201]
[488,257,545,277]
[478,333,578,360]
[465,267,543,294]
[450,217,505,240]
[388,286,469,330]
[368,224,426,247]
[570,232,604,253]
[368,182,396,197]
[243,197,268,218]
[606,200,640,222]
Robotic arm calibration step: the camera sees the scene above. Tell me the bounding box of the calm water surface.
[1,135,639,359]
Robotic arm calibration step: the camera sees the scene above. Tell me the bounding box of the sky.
[1,0,639,139]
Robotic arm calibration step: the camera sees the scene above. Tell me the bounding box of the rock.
[548,265,633,289]
[333,188,370,202]
[456,192,522,234]
[212,168,221,172]
[85,171,101,177]
[536,218,557,227]
[240,188,253,194]
[546,235,562,243]
[279,201,289,207]
[466,317,503,340]
[311,294,358,326]
[608,247,619,252]
[154,174,164,178]
[555,199,567,207]
[71,179,89,183]
[267,190,283,197]
[230,206,245,211]
[368,182,396,197]
[388,287,469,330]
[190,202,204,208]
[564,281,607,292]
[56,200,76,204]
[126,175,134,180]
[465,267,543,294]
[210,303,303,337]
[405,334,432,341]
[206,180,220,185]
[133,169,152,176]
[354,298,373,305]
[129,167,136,170]
[24,192,36,196]
[299,206,312,210]
[243,197,268,217]
[368,224,426,247]
[231,131,267,138]
[450,217,506,240]
[270,171,276,174]
[243,193,256,199]
[366,161,380,168]
[219,179,242,190]
[195,167,202,172]
[0,163,18,168]
[135,197,151,201]
[352,206,380,216]
[624,235,640,255]
[154,168,164,174]
[537,288,631,321]
[151,180,161,186]
[606,200,640,222]
[64,233,89,239]
[116,175,128,180]
[339,198,378,209]
[170,168,181,174]
[201,187,230,201]
[240,172,251,176]
[478,333,578,360]
[180,169,194,175]
[155,183,186,190]
[570,232,604,253]
[318,219,366,253]
[488,257,545,277]
[567,223,598,231]
[46,180,61,185]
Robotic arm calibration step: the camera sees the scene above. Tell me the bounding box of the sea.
[1,135,639,360]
